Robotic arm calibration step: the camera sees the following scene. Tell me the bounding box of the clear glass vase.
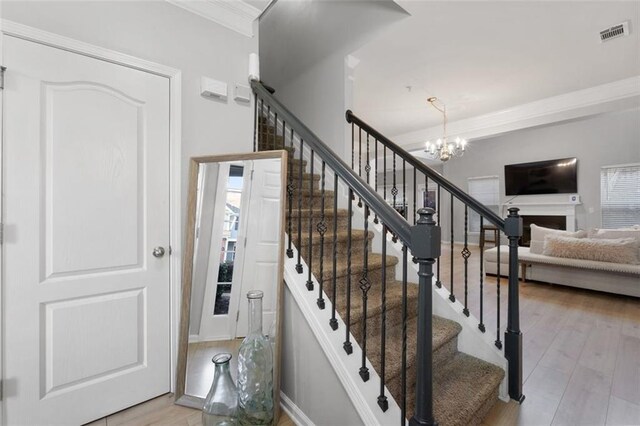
[202,353,238,426]
[237,290,274,425]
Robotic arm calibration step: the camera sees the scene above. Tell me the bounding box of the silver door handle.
[153,246,165,258]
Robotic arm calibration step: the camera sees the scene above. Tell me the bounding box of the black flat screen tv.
[505,158,577,195]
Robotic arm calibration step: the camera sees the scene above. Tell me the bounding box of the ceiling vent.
[600,21,630,42]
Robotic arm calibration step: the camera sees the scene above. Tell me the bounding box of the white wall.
[2,0,259,249]
[259,0,408,158]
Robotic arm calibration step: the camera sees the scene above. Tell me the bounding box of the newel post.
[409,208,440,426]
[505,207,525,403]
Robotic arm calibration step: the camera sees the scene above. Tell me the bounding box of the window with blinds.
[468,176,500,232]
[601,163,640,228]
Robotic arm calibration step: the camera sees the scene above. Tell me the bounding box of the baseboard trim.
[280,392,315,426]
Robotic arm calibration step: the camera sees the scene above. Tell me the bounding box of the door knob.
[153,246,165,258]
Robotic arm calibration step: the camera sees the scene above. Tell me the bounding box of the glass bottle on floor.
[202,353,238,426]
[237,290,274,425]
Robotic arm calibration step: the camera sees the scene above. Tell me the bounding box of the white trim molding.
[401,75,640,156]
[280,392,315,426]
[166,0,261,37]
[0,19,183,393]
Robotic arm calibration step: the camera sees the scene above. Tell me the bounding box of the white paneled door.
[3,36,171,425]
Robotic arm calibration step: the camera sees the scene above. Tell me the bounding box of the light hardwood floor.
[86,394,294,426]
[90,243,638,425]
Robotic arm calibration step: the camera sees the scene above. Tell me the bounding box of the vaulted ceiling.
[353,1,640,139]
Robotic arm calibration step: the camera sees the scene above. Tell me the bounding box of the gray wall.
[259,0,408,158]
[441,108,640,241]
[3,0,259,251]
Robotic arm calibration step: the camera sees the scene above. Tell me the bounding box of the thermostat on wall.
[201,77,227,100]
[569,194,580,204]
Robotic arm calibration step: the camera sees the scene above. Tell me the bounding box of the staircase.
[252,81,524,425]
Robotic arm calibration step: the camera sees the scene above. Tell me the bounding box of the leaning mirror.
[175,151,287,423]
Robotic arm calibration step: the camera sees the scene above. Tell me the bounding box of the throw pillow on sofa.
[542,235,640,265]
[529,224,587,255]
[588,228,640,256]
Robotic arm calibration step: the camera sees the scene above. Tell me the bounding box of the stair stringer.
[348,200,510,402]
[283,245,406,426]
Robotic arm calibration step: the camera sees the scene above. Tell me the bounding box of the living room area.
[346,1,640,424]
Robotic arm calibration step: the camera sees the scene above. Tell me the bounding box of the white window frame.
[600,163,640,229]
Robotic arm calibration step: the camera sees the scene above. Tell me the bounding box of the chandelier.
[424,97,468,162]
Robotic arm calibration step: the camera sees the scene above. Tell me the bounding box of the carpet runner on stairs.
[258,119,504,426]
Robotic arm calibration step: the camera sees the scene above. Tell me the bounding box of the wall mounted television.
[505,158,577,195]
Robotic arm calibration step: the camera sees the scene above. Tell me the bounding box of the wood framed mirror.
[175,151,287,423]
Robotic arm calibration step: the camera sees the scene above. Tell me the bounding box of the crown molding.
[166,0,261,37]
[396,75,640,154]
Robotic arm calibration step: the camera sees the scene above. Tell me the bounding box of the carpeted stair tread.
[294,208,350,218]
[366,315,462,382]
[409,353,505,426]
[299,230,373,248]
[315,253,398,281]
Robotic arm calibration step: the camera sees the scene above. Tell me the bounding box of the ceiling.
[352,1,640,139]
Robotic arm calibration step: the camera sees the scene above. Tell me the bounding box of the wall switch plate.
[200,77,227,100]
[234,83,251,103]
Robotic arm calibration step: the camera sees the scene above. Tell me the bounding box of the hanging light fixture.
[424,97,467,162]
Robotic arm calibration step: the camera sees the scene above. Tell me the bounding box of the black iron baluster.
[365,133,371,185]
[252,95,258,152]
[374,139,379,224]
[358,128,363,207]
[378,224,388,411]
[306,151,315,290]
[344,188,354,354]
[400,245,408,423]
[392,153,398,243]
[462,206,470,317]
[295,139,304,274]
[351,122,355,170]
[273,112,278,150]
[402,159,406,220]
[329,173,339,330]
[266,105,271,149]
[286,126,294,258]
[435,185,442,288]
[413,167,417,225]
[383,146,387,205]
[317,161,327,309]
[479,216,486,333]
[359,205,371,382]
[449,193,455,302]
[495,243,502,349]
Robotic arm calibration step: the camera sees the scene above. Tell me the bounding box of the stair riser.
[349,294,419,342]
[321,264,397,295]
[287,216,351,238]
[300,238,372,260]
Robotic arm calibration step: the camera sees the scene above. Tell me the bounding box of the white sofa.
[484,225,640,298]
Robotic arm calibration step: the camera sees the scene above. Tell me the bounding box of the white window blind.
[468,176,500,232]
[601,163,640,228]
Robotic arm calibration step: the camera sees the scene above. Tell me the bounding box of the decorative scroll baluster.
[435,185,442,288]
[286,126,294,258]
[359,205,371,382]
[329,173,339,330]
[462,206,470,317]
[295,139,304,274]
[449,193,455,302]
[365,133,371,185]
[306,151,315,290]
[317,162,327,309]
[344,188,354,355]
[400,245,408,423]
[479,216,486,333]
[495,243,502,349]
[378,224,388,411]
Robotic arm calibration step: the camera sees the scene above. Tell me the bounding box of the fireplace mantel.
[502,199,580,231]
